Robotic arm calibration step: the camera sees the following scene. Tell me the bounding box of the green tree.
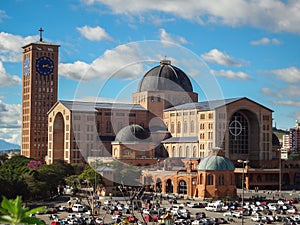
[78,165,102,187]
[0,156,30,199]
[0,196,46,225]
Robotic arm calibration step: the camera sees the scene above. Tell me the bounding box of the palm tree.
[0,196,46,225]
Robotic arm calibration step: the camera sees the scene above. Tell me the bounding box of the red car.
[143,214,158,222]
[51,222,61,225]
[127,215,138,222]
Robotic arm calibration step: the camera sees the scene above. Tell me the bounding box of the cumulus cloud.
[59,43,145,81]
[201,49,244,67]
[0,100,21,144]
[0,61,21,86]
[159,28,188,45]
[0,10,9,23]
[77,25,113,41]
[271,66,300,83]
[210,69,251,80]
[250,37,281,45]
[261,87,282,98]
[272,100,300,107]
[82,0,300,34]
[0,32,38,62]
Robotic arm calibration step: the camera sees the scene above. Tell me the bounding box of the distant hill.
[0,139,20,152]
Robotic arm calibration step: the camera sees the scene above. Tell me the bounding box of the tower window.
[150,96,154,102]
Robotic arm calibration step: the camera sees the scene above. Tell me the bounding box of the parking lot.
[34,189,300,224]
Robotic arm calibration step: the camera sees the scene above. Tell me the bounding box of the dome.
[197,155,235,171]
[138,60,193,92]
[272,133,280,147]
[115,124,150,143]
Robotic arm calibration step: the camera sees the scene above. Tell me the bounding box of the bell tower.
[21,28,60,162]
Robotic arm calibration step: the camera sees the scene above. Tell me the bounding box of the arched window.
[177,121,181,133]
[218,175,225,185]
[113,148,118,157]
[171,122,175,133]
[179,146,182,157]
[229,112,249,154]
[207,174,214,185]
[106,121,111,133]
[172,146,176,157]
[184,121,188,133]
[186,146,190,158]
[190,121,194,133]
[192,146,197,157]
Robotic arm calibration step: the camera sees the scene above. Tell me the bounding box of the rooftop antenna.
[39,27,44,42]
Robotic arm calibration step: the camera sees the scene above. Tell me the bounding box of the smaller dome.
[115,124,150,143]
[197,155,235,171]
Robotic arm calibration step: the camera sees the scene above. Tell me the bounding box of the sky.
[0,0,300,145]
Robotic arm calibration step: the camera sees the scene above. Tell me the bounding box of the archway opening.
[53,113,65,162]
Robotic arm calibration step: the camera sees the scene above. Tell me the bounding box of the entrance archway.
[166,179,173,193]
[53,113,65,161]
[156,178,162,192]
[228,110,259,160]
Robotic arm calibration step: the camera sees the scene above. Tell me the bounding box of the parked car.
[72,203,85,212]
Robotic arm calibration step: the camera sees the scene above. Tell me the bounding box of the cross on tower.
[39,27,44,42]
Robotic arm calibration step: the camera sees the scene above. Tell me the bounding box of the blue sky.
[0,0,300,145]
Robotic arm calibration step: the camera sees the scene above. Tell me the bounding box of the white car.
[95,217,103,224]
[111,214,121,220]
[232,211,242,218]
[72,204,85,212]
[251,215,261,222]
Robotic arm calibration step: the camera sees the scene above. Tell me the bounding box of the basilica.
[21,35,288,199]
[46,59,281,198]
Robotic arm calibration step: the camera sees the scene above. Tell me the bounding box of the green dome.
[197,155,235,171]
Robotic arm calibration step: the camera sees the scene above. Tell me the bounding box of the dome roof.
[197,155,235,171]
[115,124,150,143]
[272,133,280,147]
[138,60,193,92]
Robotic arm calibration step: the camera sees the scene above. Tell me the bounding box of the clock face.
[23,56,30,76]
[36,56,54,76]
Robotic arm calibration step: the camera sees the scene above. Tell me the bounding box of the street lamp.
[237,159,249,225]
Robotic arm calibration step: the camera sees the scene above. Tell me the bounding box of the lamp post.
[237,159,249,225]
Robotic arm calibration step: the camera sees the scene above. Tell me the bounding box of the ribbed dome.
[138,60,193,92]
[115,124,150,143]
[197,155,235,171]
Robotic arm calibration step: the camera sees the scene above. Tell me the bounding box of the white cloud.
[211,69,251,80]
[261,87,282,98]
[82,0,300,34]
[59,43,145,81]
[77,25,113,41]
[0,32,38,62]
[271,66,300,83]
[273,100,300,107]
[0,100,21,145]
[250,37,281,45]
[201,49,243,67]
[159,28,188,45]
[0,61,21,86]
[0,10,9,23]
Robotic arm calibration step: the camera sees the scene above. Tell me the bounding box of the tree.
[0,196,46,225]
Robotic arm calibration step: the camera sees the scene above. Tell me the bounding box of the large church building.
[22,36,288,198]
